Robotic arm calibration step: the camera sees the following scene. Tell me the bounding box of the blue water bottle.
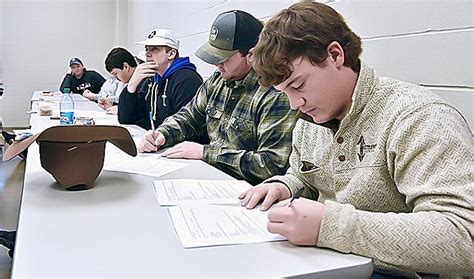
[60,88,75,125]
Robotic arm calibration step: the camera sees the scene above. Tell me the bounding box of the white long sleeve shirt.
[92,77,126,103]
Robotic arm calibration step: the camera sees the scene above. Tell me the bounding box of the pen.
[149,111,155,131]
[287,187,304,207]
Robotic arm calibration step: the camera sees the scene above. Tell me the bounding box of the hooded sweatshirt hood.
[154,57,197,84]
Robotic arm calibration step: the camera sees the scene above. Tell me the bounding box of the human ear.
[168,49,177,60]
[247,47,255,63]
[327,41,344,66]
[122,62,130,71]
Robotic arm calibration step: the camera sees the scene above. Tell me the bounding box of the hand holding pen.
[149,111,155,132]
[267,187,325,246]
[137,112,166,153]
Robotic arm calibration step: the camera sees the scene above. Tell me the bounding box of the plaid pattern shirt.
[157,69,296,185]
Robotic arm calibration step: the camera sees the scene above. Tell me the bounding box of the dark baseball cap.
[69,57,83,67]
[195,10,263,65]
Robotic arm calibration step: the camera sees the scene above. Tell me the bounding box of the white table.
[11,95,373,278]
[31,90,91,103]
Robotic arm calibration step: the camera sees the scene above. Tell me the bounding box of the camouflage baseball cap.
[195,10,263,65]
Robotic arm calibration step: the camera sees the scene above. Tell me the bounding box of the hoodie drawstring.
[148,79,168,121]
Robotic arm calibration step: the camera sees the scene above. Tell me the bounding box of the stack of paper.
[153,179,252,205]
[103,144,188,177]
[153,179,286,248]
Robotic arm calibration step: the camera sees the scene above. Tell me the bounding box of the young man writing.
[239,2,473,277]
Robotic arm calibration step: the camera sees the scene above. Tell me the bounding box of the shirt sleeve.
[59,74,72,92]
[317,104,474,276]
[97,79,113,100]
[202,91,296,185]
[98,79,122,103]
[263,119,320,199]
[117,82,148,129]
[94,71,106,89]
[169,70,203,113]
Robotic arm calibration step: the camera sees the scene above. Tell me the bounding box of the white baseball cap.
[136,29,180,50]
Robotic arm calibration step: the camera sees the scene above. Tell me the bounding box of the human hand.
[239,182,291,210]
[105,105,118,115]
[82,90,96,101]
[98,98,113,110]
[138,130,165,153]
[267,198,324,246]
[127,62,159,93]
[160,141,204,159]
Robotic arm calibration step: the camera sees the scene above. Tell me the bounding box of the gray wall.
[334,1,473,128]
[0,0,118,127]
[0,0,473,129]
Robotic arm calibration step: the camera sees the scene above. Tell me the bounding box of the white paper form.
[103,143,188,177]
[169,205,286,248]
[153,179,252,206]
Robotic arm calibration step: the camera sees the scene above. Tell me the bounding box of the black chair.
[0,230,15,258]
[1,131,28,160]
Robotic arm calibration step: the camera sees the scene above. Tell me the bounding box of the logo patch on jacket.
[357,136,376,162]
[300,160,318,172]
[77,82,91,92]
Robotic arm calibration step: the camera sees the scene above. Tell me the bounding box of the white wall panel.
[430,87,474,130]
[0,0,117,127]
[430,1,474,30]
[332,0,473,38]
[127,0,297,78]
[332,1,431,38]
[180,33,218,78]
[0,0,472,128]
[332,0,473,127]
[362,30,474,87]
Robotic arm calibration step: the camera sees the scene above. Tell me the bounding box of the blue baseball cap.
[69,57,83,67]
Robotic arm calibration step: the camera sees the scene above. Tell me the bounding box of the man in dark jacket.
[118,29,203,130]
[59,57,106,94]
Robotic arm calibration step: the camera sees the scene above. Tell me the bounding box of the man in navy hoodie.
[118,29,203,130]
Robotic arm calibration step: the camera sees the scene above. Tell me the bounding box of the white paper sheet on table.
[153,179,252,206]
[168,205,286,248]
[103,144,188,177]
[74,110,109,118]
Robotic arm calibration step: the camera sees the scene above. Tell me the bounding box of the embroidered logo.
[77,82,91,91]
[148,30,156,39]
[300,160,318,172]
[357,136,376,162]
[210,26,218,41]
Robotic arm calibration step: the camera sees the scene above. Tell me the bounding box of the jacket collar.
[224,68,259,90]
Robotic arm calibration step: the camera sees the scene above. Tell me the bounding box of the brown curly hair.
[253,2,362,87]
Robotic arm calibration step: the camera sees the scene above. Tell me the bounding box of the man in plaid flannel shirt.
[139,10,295,185]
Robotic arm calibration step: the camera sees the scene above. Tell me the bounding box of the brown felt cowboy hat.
[3,125,137,190]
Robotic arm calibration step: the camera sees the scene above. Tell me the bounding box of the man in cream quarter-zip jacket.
[240,2,473,277]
